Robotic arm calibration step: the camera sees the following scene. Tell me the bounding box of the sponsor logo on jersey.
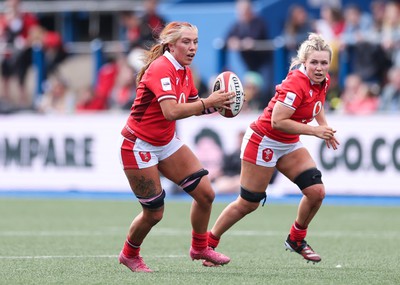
[309,90,313,97]
[284,92,296,106]
[178,92,186,103]
[313,101,323,117]
[161,77,172,91]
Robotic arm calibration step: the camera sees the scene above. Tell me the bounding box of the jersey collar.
[164,51,185,71]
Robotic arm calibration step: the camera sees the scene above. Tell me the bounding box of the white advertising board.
[1,113,399,196]
[0,113,130,192]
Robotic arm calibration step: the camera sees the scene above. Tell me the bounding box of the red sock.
[122,237,141,258]
[208,231,220,249]
[289,221,308,242]
[191,230,208,251]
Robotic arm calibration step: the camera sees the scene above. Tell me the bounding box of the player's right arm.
[160,90,234,121]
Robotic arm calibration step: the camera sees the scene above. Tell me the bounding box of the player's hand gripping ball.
[212,71,245,118]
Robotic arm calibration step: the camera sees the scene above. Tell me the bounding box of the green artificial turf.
[0,198,399,285]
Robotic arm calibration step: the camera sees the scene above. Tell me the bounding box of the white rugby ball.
[212,71,245,118]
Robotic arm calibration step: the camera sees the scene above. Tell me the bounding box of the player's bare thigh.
[159,145,215,202]
[276,147,316,182]
[240,160,276,193]
[158,144,204,185]
[124,166,163,198]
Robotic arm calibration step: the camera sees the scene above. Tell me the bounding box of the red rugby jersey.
[122,51,198,146]
[254,65,330,143]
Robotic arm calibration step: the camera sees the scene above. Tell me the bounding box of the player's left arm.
[272,102,319,136]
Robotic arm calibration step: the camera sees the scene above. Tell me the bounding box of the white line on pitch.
[0,229,398,238]
[0,254,186,260]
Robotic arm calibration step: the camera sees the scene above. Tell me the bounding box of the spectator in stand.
[380,1,400,68]
[119,10,142,52]
[339,73,380,115]
[370,0,387,33]
[76,56,119,111]
[92,56,119,110]
[136,0,166,50]
[120,0,166,52]
[29,25,68,80]
[314,5,345,112]
[340,3,374,45]
[109,59,136,110]
[75,85,96,112]
[379,66,400,112]
[119,0,166,100]
[340,3,390,86]
[225,0,273,104]
[338,73,362,111]
[240,71,264,112]
[283,4,314,66]
[314,5,345,76]
[347,84,380,115]
[0,0,39,107]
[35,75,75,114]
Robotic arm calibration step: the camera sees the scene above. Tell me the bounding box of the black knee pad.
[294,168,323,190]
[179,168,209,193]
[240,186,267,206]
[137,189,166,209]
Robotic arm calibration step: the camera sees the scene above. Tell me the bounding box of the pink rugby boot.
[118,251,153,272]
[189,246,230,265]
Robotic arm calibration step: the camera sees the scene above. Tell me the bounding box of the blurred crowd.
[0,0,166,114]
[1,0,400,115]
[227,0,400,115]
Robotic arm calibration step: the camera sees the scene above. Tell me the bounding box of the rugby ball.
[212,71,245,118]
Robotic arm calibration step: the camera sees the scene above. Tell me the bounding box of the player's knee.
[149,209,164,224]
[313,184,326,201]
[203,189,215,205]
[238,199,259,213]
[179,168,209,193]
[143,207,164,225]
[240,186,267,210]
[304,183,326,203]
[194,188,215,207]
